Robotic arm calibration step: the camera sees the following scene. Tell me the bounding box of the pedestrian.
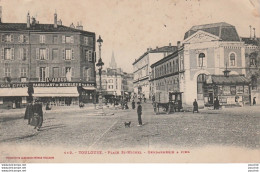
[137,102,142,126]
[32,99,43,131]
[253,97,256,105]
[132,99,136,109]
[193,99,199,113]
[24,101,34,125]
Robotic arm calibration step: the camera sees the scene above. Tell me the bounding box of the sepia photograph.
[0,0,259,164]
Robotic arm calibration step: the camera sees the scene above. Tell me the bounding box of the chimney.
[31,16,36,26]
[57,19,62,26]
[0,6,2,23]
[156,46,159,51]
[147,48,150,52]
[169,43,172,47]
[253,28,256,40]
[249,25,252,39]
[27,12,30,28]
[76,21,83,30]
[177,41,181,49]
[70,23,75,29]
[54,11,57,28]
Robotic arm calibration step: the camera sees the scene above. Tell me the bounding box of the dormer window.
[198,53,206,67]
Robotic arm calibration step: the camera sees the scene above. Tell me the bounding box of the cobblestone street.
[0,103,259,150]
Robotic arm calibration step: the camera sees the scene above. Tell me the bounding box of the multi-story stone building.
[0,11,96,108]
[132,44,177,99]
[151,22,254,108]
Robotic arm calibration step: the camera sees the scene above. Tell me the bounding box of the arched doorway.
[197,74,207,104]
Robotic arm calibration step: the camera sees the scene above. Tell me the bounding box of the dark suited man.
[33,99,43,131]
[137,102,142,126]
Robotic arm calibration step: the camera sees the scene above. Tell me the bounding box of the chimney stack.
[156,46,159,51]
[253,28,256,40]
[54,11,57,28]
[177,41,181,49]
[27,12,30,28]
[0,6,2,23]
[147,48,150,52]
[70,23,75,29]
[169,43,171,47]
[249,25,252,39]
[76,21,83,30]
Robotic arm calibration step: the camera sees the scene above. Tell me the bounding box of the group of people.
[24,99,43,131]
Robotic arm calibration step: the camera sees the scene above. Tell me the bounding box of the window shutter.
[71,49,74,60]
[19,48,22,60]
[19,68,21,78]
[24,48,28,60]
[1,48,4,60]
[71,67,74,77]
[1,34,5,42]
[36,67,39,79]
[62,49,65,60]
[62,67,65,77]
[43,35,46,43]
[11,48,14,60]
[46,48,49,60]
[11,35,14,42]
[36,48,39,59]
[94,51,96,62]
[46,67,49,78]
[62,35,65,43]
[71,36,74,43]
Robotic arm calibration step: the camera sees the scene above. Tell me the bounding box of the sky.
[0,0,259,73]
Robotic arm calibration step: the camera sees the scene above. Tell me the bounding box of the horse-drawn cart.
[153,91,183,114]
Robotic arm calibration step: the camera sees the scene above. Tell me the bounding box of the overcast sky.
[1,0,259,73]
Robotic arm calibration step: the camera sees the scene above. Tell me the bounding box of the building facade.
[151,22,256,108]
[132,44,177,100]
[0,11,96,108]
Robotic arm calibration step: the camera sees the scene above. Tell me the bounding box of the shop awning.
[0,87,28,97]
[211,75,250,85]
[83,86,96,90]
[33,87,79,97]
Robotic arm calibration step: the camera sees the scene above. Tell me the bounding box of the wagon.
[153,91,183,114]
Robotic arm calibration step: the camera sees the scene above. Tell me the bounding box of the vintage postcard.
[0,0,259,163]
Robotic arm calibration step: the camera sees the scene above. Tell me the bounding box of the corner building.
[0,12,96,108]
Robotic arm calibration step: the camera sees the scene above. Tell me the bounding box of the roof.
[184,22,240,42]
[241,37,260,46]
[211,75,250,85]
[150,48,180,68]
[132,45,177,65]
[0,23,95,36]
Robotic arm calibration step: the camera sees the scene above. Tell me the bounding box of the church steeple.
[109,51,117,69]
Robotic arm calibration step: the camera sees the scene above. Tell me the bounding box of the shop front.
[204,75,251,107]
[0,85,28,109]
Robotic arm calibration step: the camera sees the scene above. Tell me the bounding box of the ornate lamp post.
[96,35,104,109]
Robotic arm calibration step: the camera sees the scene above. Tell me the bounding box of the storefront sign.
[33,82,95,87]
[0,83,28,88]
[46,77,67,82]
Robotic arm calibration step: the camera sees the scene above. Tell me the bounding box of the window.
[250,57,256,66]
[108,85,113,89]
[252,76,257,90]
[53,67,59,78]
[198,53,205,67]
[62,35,74,43]
[40,67,46,82]
[85,50,93,61]
[18,35,26,43]
[230,86,236,95]
[229,53,236,66]
[108,79,113,83]
[65,67,73,81]
[4,48,14,60]
[53,36,58,44]
[19,48,27,60]
[40,49,47,60]
[65,49,71,60]
[20,67,27,77]
[40,35,46,43]
[84,37,88,45]
[5,67,11,77]
[2,34,14,42]
[52,49,58,60]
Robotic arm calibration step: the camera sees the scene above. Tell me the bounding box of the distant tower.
[109,51,117,69]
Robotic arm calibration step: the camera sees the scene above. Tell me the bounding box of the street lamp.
[96,35,104,109]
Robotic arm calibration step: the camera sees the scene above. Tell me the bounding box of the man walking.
[193,99,199,113]
[137,102,142,126]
